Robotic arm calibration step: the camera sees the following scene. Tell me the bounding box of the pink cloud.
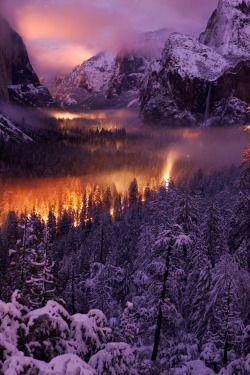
[1,0,218,76]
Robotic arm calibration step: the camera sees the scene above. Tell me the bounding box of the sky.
[0,0,218,77]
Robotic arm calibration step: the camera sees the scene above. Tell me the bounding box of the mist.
[1,108,249,223]
[0,103,56,129]
[0,0,218,76]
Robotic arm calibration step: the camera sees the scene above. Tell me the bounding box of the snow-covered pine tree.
[26,224,55,307]
[152,224,192,360]
[8,209,38,297]
[201,200,227,267]
[206,253,250,364]
[184,232,212,339]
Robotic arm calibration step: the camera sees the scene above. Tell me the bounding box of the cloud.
[1,0,218,76]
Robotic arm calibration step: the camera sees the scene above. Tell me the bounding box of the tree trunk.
[152,240,172,361]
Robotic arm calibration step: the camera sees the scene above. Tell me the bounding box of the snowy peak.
[50,28,169,110]
[161,32,228,81]
[71,51,116,93]
[53,49,151,109]
[53,51,117,108]
[199,0,250,61]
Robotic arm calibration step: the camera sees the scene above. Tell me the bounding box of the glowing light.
[46,110,107,121]
[163,151,176,187]
[182,130,201,139]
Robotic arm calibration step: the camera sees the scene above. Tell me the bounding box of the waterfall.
[204,81,212,121]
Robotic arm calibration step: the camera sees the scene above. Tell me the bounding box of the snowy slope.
[199,0,250,61]
[0,113,33,142]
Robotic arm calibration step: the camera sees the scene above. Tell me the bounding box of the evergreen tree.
[202,200,227,267]
[152,224,191,360]
[206,253,250,364]
[26,225,55,307]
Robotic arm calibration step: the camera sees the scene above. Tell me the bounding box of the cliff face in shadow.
[0,16,54,107]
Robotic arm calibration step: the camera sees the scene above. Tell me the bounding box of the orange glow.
[0,172,160,225]
[182,129,201,139]
[29,43,95,74]
[49,110,107,121]
[163,151,176,186]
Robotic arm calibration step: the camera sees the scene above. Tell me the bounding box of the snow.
[0,112,33,142]
[45,354,96,375]
[54,51,117,107]
[199,0,250,61]
[3,355,46,375]
[3,354,96,375]
[69,309,112,358]
[26,300,71,335]
[161,33,229,81]
[88,342,137,375]
[8,84,51,98]
[186,360,215,375]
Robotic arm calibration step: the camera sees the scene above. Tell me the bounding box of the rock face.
[0,16,54,107]
[140,0,250,126]
[51,30,168,110]
[199,0,250,62]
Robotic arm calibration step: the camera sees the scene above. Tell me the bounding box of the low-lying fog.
[1,108,249,221]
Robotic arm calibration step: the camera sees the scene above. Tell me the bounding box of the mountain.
[50,30,168,110]
[51,51,117,109]
[140,0,250,126]
[199,0,250,62]
[0,16,54,108]
[0,112,32,142]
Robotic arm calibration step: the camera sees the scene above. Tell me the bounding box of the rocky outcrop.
[140,33,230,125]
[105,50,150,108]
[199,0,250,62]
[140,0,250,126]
[0,16,54,107]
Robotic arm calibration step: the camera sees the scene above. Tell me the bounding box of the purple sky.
[1,0,218,77]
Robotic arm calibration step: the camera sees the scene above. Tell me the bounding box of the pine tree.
[207,253,250,364]
[26,225,55,307]
[202,200,226,267]
[184,233,212,339]
[152,224,192,360]
[9,210,38,295]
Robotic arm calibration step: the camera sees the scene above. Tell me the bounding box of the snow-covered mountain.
[0,112,32,143]
[0,16,54,108]
[50,30,168,110]
[140,0,250,126]
[51,51,117,109]
[199,0,250,62]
